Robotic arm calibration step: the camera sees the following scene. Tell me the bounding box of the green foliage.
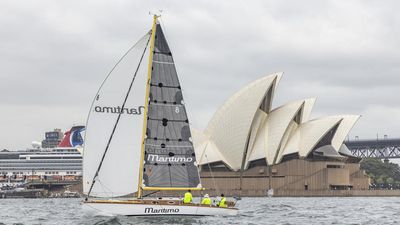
[360,158,400,186]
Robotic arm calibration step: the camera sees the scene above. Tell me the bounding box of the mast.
[137,15,158,199]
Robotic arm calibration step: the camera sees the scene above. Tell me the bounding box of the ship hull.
[82,199,238,216]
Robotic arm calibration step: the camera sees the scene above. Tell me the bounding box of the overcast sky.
[1,0,399,150]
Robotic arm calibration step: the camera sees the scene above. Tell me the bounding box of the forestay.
[143,24,201,188]
[83,32,151,197]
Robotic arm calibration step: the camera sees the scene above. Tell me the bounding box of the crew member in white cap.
[201,194,211,206]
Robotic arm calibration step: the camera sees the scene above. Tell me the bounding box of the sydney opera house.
[193,73,370,196]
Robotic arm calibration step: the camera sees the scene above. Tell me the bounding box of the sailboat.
[82,15,238,216]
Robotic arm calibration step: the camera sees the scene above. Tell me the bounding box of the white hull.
[83,201,238,216]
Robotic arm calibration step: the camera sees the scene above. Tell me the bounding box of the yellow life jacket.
[183,192,192,204]
[218,197,227,207]
[201,197,211,205]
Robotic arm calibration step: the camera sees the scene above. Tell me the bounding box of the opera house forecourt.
[192,72,371,197]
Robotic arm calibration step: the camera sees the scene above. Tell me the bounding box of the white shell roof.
[193,73,360,171]
[244,98,316,166]
[265,99,307,165]
[296,116,343,157]
[331,115,361,150]
[246,109,269,164]
[203,73,282,170]
[192,128,228,165]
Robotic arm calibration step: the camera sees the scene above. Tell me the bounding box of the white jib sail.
[83,32,150,197]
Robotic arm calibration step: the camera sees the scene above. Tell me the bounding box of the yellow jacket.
[183,192,192,204]
[218,197,227,207]
[201,197,211,205]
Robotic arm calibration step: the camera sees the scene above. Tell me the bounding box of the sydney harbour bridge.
[345,138,400,159]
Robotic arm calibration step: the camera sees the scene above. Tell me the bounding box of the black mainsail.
[142,23,201,189]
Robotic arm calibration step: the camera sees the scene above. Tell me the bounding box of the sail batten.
[142,23,201,189]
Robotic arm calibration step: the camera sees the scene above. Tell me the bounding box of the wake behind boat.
[82,15,238,216]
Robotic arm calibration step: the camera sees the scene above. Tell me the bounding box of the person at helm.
[217,194,227,208]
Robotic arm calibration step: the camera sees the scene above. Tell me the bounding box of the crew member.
[201,194,211,206]
[183,189,193,204]
[217,194,227,208]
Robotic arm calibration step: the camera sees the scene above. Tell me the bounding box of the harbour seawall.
[181,189,400,197]
[4,181,400,198]
[143,188,400,198]
[274,189,400,197]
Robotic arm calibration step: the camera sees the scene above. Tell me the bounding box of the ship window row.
[0,164,82,167]
[1,153,81,157]
[53,149,79,152]
[0,163,82,168]
[19,157,82,160]
[19,152,80,155]
[43,171,79,175]
[0,161,82,164]
[45,171,59,174]
[0,160,82,164]
[0,171,80,175]
[0,167,82,171]
[18,152,81,155]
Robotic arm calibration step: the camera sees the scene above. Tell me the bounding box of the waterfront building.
[193,73,370,196]
[41,129,63,148]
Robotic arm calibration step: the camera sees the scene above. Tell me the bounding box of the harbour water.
[1,197,399,225]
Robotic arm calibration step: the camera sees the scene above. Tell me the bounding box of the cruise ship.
[0,126,84,183]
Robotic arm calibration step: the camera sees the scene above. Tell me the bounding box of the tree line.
[360,158,400,189]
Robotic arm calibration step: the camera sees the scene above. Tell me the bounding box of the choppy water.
[1,197,399,225]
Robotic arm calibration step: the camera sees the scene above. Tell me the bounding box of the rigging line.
[142,190,160,198]
[97,179,114,198]
[204,153,219,195]
[87,33,152,198]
